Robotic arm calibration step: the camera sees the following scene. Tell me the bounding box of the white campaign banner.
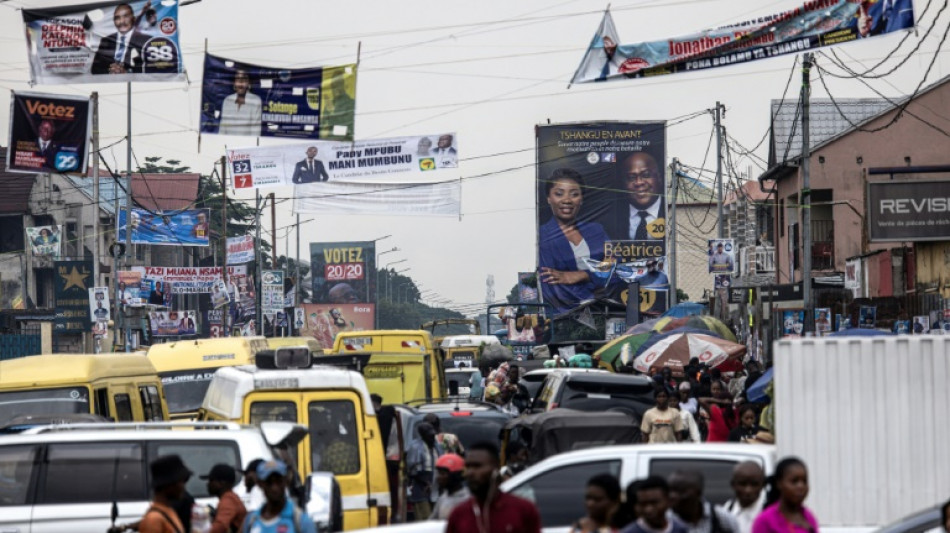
[295,181,460,216]
[133,265,248,294]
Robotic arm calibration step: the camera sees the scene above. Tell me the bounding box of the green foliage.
[676,288,689,302]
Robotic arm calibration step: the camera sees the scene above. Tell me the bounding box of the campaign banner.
[118,208,211,246]
[149,310,198,337]
[815,307,831,336]
[88,286,110,323]
[22,0,184,85]
[226,235,255,264]
[517,272,540,303]
[7,92,90,174]
[54,260,93,333]
[132,265,249,294]
[310,241,375,308]
[536,121,666,314]
[299,303,375,350]
[708,239,737,274]
[206,308,226,338]
[295,180,461,216]
[261,270,285,319]
[227,133,459,189]
[859,305,877,328]
[913,315,930,334]
[118,270,144,306]
[572,1,914,84]
[26,225,63,257]
[782,309,805,337]
[201,54,356,140]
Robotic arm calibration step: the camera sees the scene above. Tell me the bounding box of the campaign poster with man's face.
[7,92,90,174]
[88,286,110,324]
[708,239,736,274]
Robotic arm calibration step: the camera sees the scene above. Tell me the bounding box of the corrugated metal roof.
[131,173,200,211]
[0,147,38,215]
[65,173,125,216]
[770,98,893,166]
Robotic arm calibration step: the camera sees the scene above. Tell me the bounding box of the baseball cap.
[200,463,237,485]
[256,459,288,480]
[436,453,465,473]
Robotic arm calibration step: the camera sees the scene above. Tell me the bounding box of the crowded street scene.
[0,0,948,532]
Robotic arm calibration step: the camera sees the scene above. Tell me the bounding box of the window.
[250,401,297,425]
[0,445,38,506]
[149,441,240,499]
[0,387,89,423]
[114,394,133,421]
[40,443,146,503]
[64,220,78,258]
[509,460,621,528]
[138,386,164,421]
[94,388,110,418]
[309,401,360,475]
[648,458,746,505]
[532,375,560,411]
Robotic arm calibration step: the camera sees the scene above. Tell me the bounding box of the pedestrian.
[668,469,740,533]
[430,453,471,520]
[240,459,315,533]
[500,440,529,480]
[724,462,766,533]
[698,381,737,442]
[202,464,247,533]
[641,388,685,443]
[139,455,192,533]
[660,367,677,393]
[445,441,541,533]
[424,413,464,455]
[620,476,689,533]
[508,364,532,413]
[470,363,488,401]
[569,473,622,533]
[677,382,698,415]
[751,458,818,533]
[239,459,266,511]
[728,405,760,443]
[407,421,443,520]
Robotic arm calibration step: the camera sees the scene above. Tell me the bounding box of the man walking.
[668,469,739,533]
[641,388,685,443]
[621,476,689,533]
[202,464,247,533]
[240,459,315,533]
[430,453,470,520]
[724,462,766,533]
[139,455,191,533]
[407,422,443,520]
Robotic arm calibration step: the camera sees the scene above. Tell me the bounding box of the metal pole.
[295,213,300,333]
[715,102,724,238]
[255,191,262,335]
[124,82,132,352]
[92,92,100,286]
[669,159,679,305]
[220,156,228,285]
[801,53,814,334]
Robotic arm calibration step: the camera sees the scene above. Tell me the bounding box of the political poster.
[517,272,540,303]
[54,260,92,333]
[310,241,375,302]
[859,305,877,328]
[149,310,198,337]
[708,239,737,274]
[536,121,666,315]
[261,270,285,320]
[201,54,356,140]
[835,313,852,331]
[206,309,225,338]
[299,303,375,350]
[714,274,731,289]
[118,270,144,306]
[7,92,90,174]
[894,320,910,334]
[294,307,305,332]
[572,1,914,84]
[211,278,231,309]
[226,235,255,264]
[26,225,63,257]
[88,286,110,323]
[117,208,211,246]
[131,265,249,294]
[913,315,930,334]
[22,0,184,85]
[782,309,805,337]
[814,307,831,336]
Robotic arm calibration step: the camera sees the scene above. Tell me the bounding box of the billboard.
[310,241,376,330]
[7,92,90,174]
[149,310,198,337]
[708,239,737,274]
[131,265,248,294]
[867,180,950,241]
[118,208,211,246]
[54,260,92,333]
[22,0,184,85]
[299,303,375,350]
[26,225,62,257]
[201,54,356,140]
[572,0,914,84]
[536,121,666,314]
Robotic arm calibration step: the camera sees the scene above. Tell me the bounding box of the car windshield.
[559,380,654,418]
[407,412,509,450]
[447,370,478,388]
[0,387,90,424]
[160,369,219,414]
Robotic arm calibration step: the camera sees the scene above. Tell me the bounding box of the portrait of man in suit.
[36,120,58,168]
[619,151,664,241]
[292,146,330,184]
[431,134,457,168]
[90,3,150,75]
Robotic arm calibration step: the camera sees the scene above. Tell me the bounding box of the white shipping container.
[774,336,950,530]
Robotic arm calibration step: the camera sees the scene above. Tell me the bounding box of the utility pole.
[715,102,724,238]
[801,53,814,334]
[220,156,228,285]
[255,191,262,335]
[124,82,132,352]
[669,159,679,306]
[270,192,277,267]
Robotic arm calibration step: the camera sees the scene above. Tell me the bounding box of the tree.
[676,288,689,302]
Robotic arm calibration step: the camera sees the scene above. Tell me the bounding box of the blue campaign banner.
[200,53,357,140]
[572,0,914,83]
[118,208,210,246]
[22,0,184,85]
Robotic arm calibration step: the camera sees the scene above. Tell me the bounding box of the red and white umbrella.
[633,333,746,374]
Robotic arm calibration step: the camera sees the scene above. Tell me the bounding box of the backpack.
[240,505,304,533]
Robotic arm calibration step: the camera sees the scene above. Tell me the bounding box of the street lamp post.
[375,245,399,328]
[383,259,407,302]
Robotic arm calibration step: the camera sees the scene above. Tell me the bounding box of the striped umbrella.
[633,333,746,374]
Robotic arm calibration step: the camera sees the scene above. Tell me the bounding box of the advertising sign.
[708,239,737,274]
[22,0,184,85]
[844,259,862,290]
[149,310,198,337]
[118,208,211,246]
[7,92,90,174]
[88,286,110,323]
[26,225,62,257]
[54,260,92,332]
[867,180,950,241]
[859,305,877,328]
[714,274,731,289]
[226,235,255,264]
[201,54,356,140]
[131,265,248,294]
[536,121,666,314]
[913,315,930,334]
[781,309,805,337]
[572,1,914,84]
[299,303,375,349]
[261,270,285,319]
[814,307,831,336]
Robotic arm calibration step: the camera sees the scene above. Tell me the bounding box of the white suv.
[0,421,338,533]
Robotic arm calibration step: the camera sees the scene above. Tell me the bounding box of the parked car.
[404,400,515,451]
[520,368,608,405]
[531,369,654,420]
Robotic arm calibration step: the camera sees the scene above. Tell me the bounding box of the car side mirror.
[305,471,343,532]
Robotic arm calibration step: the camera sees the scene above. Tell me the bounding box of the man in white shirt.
[620,152,665,241]
[219,69,263,136]
[724,461,766,533]
[91,3,149,75]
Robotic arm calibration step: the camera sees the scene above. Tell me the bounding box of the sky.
[0,0,947,316]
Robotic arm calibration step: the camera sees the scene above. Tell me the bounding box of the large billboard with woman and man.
[536,121,667,316]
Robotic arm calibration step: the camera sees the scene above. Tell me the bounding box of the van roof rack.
[20,421,246,434]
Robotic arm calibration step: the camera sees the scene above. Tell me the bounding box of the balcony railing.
[742,245,775,276]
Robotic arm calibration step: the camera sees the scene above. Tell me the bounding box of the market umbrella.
[655,315,737,342]
[633,333,746,374]
[662,302,707,318]
[746,367,774,402]
[625,317,663,335]
[593,332,657,371]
